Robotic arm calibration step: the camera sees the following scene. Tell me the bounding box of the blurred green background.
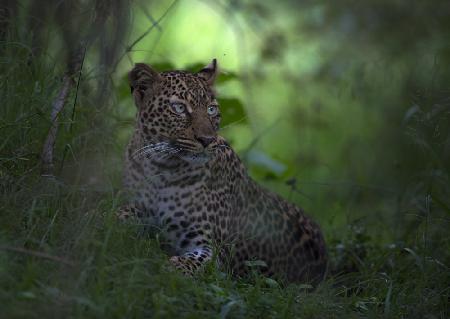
[118,0,450,243]
[1,0,449,318]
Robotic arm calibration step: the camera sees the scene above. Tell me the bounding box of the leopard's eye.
[171,102,186,114]
[207,105,218,116]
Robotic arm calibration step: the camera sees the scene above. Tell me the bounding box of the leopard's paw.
[169,256,195,276]
[116,205,139,223]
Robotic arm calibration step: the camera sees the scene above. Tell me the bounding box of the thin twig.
[112,0,179,71]
[40,45,85,178]
[0,245,75,266]
[128,0,177,49]
[69,46,86,133]
[40,75,73,177]
[58,46,86,173]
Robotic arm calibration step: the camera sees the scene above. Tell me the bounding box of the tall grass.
[1,11,449,319]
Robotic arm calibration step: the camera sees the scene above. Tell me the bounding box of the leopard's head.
[129,59,224,164]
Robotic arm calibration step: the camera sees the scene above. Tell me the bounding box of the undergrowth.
[1,177,448,318]
[1,21,449,319]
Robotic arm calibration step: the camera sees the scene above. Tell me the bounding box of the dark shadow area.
[0,1,449,318]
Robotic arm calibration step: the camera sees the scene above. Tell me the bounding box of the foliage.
[1,1,449,318]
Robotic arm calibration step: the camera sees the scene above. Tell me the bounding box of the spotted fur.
[119,59,327,283]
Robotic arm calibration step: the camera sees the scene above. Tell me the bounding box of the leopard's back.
[209,154,327,283]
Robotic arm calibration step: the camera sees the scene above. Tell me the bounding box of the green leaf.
[246,149,286,175]
[216,71,239,84]
[264,278,280,288]
[184,62,205,73]
[220,300,238,319]
[18,291,36,299]
[218,97,247,127]
[150,62,176,71]
[117,73,132,102]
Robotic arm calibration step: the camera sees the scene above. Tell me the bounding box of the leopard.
[118,59,327,284]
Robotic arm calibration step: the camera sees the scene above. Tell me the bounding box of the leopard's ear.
[197,58,218,86]
[129,63,162,106]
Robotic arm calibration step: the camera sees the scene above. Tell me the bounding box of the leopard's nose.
[196,136,215,147]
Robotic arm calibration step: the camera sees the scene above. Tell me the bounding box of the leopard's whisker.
[140,145,171,157]
[141,148,174,160]
[159,147,181,160]
[132,144,163,158]
[141,145,181,161]
[132,142,172,159]
[133,142,169,154]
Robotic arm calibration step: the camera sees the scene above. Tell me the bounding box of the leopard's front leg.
[169,245,213,276]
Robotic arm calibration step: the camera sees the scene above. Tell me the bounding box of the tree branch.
[40,45,85,177]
